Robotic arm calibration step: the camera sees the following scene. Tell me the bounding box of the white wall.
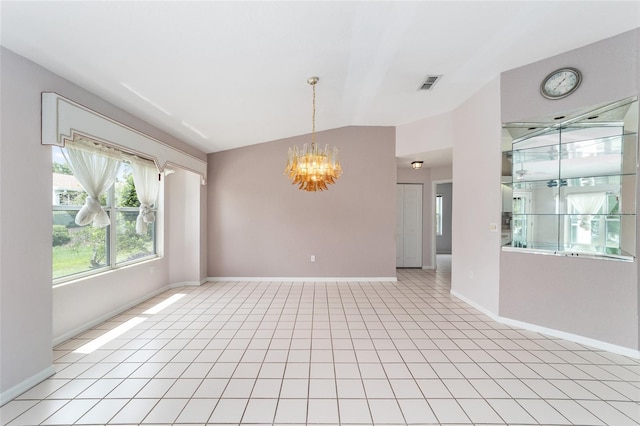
[1,48,55,402]
[0,47,207,402]
[450,77,502,315]
[396,112,454,157]
[167,169,204,285]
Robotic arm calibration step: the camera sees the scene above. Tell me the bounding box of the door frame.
[432,179,452,269]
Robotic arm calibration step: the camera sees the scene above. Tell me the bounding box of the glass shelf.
[501,97,638,260]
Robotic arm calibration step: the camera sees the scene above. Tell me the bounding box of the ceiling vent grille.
[418,74,442,91]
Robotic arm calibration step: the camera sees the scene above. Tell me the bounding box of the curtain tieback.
[76,196,110,228]
[136,203,155,234]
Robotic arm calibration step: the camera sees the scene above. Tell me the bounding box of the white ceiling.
[2,1,639,155]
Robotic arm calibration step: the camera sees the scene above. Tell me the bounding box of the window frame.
[52,149,159,286]
[435,193,443,236]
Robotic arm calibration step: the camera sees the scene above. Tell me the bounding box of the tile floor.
[2,259,639,425]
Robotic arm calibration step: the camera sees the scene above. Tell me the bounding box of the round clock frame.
[540,67,582,100]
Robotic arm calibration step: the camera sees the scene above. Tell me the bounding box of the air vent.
[418,74,442,91]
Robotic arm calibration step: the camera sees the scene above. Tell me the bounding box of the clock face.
[541,68,582,99]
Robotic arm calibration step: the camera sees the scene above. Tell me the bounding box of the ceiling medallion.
[284,76,342,192]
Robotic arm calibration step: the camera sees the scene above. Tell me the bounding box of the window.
[52,142,159,282]
[435,194,443,236]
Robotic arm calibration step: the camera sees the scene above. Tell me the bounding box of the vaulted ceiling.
[2,1,639,154]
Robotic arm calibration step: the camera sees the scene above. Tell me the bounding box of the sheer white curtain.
[64,147,120,227]
[131,160,160,234]
[567,192,607,230]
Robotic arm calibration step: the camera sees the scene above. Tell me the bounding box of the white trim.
[450,289,640,359]
[52,279,210,345]
[169,281,202,288]
[52,283,182,346]
[0,365,56,406]
[422,265,435,270]
[450,289,499,318]
[42,92,207,183]
[498,315,640,359]
[208,277,398,283]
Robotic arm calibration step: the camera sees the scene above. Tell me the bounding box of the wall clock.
[540,67,582,100]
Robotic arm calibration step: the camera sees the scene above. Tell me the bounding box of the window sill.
[52,255,162,288]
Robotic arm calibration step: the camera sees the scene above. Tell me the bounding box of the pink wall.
[208,126,397,278]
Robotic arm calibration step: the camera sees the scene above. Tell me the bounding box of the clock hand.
[554,77,567,88]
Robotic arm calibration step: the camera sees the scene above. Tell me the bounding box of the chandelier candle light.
[285,76,342,192]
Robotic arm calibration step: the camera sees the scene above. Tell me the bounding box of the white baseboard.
[208,277,398,283]
[497,316,640,359]
[52,279,207,347]
[169,279,205,288]
[450,289,497,318]
[422,265,435,270]
[450,289,640,359]
[52,284,173,346]
[0,365,55,406]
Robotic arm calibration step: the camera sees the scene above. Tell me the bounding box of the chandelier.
[284,76,342,192]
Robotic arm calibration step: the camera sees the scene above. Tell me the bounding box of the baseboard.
[169,280,203,288]
[450,289,640,359]
[497,316,640,359]
[53,283,176,346]
[207,277,398,283]
[422,265,435,270]
[450,289,497,319]
[0,365,55,406]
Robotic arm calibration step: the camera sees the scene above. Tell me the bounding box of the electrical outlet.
[311,255,316,262]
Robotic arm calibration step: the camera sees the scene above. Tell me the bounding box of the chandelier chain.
[311,81,316,147]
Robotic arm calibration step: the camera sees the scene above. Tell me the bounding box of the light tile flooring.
[2,261,640,425]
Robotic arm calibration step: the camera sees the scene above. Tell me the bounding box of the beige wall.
[208,126,397,278]
[0,47,206,400]
[499,28,639,350]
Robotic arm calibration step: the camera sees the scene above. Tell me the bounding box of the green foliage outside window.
[52,225,71,246]
[119,173,140,207]
[53,164,155,280]
[52,162,72,175]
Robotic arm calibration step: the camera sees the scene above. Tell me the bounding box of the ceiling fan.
[514,165,546,180]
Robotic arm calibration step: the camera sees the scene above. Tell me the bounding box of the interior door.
[397,184,423,267]
[396,185,405,266]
